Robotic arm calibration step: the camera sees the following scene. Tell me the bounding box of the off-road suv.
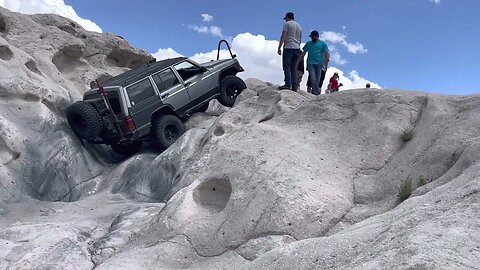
[66,40,246,156]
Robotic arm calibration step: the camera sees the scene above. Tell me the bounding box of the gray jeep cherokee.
[66,41,246,156]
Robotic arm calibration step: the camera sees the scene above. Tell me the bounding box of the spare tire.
[218,75,246,107]
[66,101,103,140]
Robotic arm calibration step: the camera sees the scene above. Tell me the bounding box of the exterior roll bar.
[217,40,236,60]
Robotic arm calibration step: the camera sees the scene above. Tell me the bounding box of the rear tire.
[111,141,142,156]
[151,115,186,151]
[66,101,103,140]
[218,75,246,107]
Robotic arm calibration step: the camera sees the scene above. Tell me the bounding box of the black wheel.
[195,102,209,113]
[218,75,246,107]
[111,141,142,156]
[151,115,186,151]
[66,101,103,140]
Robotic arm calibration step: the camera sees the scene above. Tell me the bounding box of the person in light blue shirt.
[297,30,330,95]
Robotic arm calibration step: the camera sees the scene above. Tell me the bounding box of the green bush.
[402,129,414,142]
[398,178,413,202]
[417,176,428,187]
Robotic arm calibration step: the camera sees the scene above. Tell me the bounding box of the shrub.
[402,128,414,142]
[398,178,413,202]
[417,176,428,187]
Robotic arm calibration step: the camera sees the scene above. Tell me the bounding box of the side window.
[125,78,155,105]
[152,68,180,93]
[174,61,204,81]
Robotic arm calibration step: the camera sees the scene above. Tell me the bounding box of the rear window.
[126,78,156,105]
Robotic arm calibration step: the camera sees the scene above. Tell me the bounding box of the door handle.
[161,93,169,99]
[185,82,192,87]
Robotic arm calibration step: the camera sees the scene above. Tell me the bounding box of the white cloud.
[189,24,225,38]
[429,0,441,4]
[209,26,223,38]
[321,31,367,54]
[201,13,214,22]
[190,24,209,33]
[152,32,379,91]
[329,45,348,65]
[152,48,184,60]
[0,0,102,32]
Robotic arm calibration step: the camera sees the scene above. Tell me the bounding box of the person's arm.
[296,42,308,66]
[278,31,287,55]
[278,23,288,55]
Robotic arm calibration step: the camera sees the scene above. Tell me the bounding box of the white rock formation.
[0,6,479,270]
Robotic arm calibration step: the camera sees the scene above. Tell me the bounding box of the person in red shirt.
[327,72,343,93]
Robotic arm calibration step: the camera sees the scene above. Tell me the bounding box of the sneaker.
[291,86,297,92]
[278,85,290,90]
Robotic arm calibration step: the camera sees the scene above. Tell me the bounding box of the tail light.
[124,115,136,131]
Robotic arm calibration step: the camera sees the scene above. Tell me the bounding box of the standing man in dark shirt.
[277,12,302,91]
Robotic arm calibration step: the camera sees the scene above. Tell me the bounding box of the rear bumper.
[87,131,138,145]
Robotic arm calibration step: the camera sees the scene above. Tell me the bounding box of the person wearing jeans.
[307,64,323,95]
[306,65,327,93]
[277,12,302,91]
[281,49,301,90]
[297,30,330,95]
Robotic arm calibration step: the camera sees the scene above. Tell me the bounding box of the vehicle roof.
[102,57,187,87]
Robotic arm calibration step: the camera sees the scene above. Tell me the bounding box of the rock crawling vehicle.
[66,40,246,156]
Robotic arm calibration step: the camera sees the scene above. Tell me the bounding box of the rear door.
[125,77,159,130]
[173,60,216,108]
[151,67,191,115]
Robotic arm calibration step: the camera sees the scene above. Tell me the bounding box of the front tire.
[218,75,246,107]
[151,115,186,151]
[111,141,142,156]
[66,101,103,140]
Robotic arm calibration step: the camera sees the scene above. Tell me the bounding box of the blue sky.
[1,0,478,94]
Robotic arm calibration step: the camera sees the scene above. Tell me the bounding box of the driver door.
[173,60,216,107]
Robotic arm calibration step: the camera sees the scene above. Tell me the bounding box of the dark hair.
[285,12,294,20]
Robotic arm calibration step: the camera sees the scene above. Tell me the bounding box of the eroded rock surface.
[0,7,151,204]
[0,6,479,270]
